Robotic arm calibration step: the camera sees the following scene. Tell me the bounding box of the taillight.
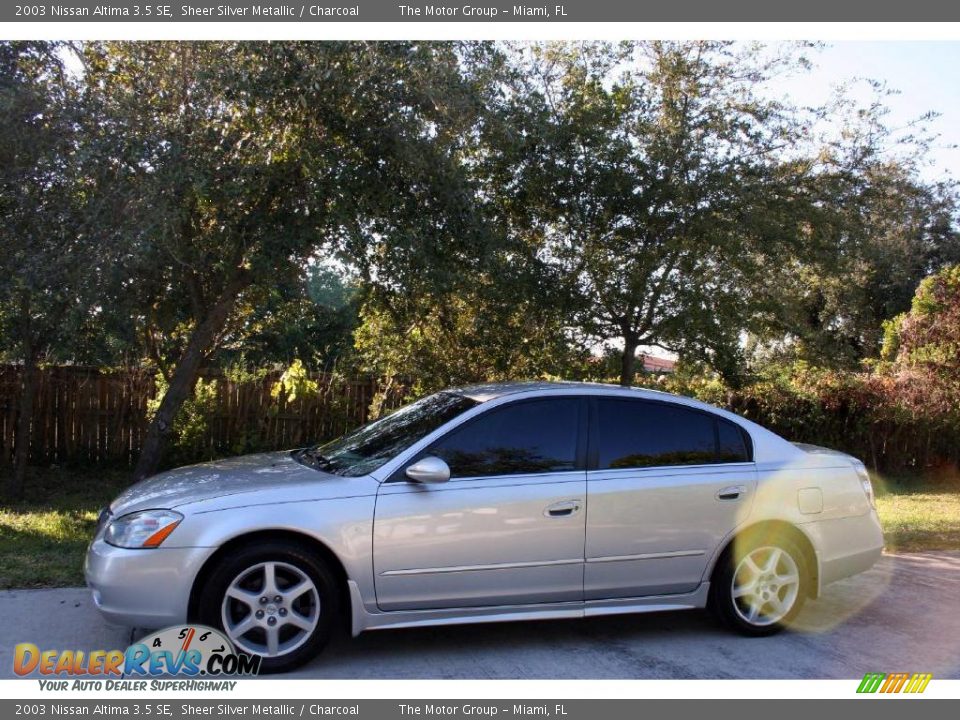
[853,463,876,509]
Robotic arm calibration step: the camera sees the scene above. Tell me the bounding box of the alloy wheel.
[220,561,321,658]
[730,545,800,627]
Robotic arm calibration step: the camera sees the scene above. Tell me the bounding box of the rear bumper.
[801,511,884,592]
[84,538,212,629]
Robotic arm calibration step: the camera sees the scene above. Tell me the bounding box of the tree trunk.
[133,275,249,482]
[619,335,639,387]
[7,352,38,501]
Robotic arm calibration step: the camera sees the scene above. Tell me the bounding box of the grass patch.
[0,467,130,589]
[873,473,960,552]
[0,465,958,590]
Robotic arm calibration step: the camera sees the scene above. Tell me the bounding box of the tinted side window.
[428,398,581,478]
[717,418,750,463]
[597,400,717,469]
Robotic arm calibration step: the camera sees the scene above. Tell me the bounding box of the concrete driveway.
[3,551,959,679]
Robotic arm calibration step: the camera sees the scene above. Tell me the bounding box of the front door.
[374,396,587,611]
[585,398,757,599]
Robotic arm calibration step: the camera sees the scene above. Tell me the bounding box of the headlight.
[104,510,183,549]
[853,463,876,509]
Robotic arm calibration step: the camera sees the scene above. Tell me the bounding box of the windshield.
[295,391,479,477]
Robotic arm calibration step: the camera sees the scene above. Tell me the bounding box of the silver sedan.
[86,382,883,672]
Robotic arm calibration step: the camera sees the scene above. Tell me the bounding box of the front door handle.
[545,500,582,517]
[717,485,747,501]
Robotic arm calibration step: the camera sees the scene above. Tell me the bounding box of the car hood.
[109,451,339,515]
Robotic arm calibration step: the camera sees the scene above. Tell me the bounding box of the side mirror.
[405,456,451,484]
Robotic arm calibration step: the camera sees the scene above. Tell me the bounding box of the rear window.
[717,418,750,463]
[596,399,751,469]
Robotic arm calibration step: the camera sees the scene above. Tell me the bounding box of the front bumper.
[84,538,213,629]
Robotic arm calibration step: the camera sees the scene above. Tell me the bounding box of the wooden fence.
[0,365,403,468]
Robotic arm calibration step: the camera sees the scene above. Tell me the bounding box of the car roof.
[442,381,803,467]
[450,380,685,404]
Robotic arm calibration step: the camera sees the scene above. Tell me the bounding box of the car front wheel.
[712,535,807,636]
[197,540,339,673]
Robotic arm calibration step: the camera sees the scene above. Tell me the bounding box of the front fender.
[168,493,379,612]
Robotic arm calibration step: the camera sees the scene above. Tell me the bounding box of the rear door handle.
[717,485,747,501]
[545,500,582,517]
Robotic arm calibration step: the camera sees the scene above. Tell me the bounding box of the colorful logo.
[857,672,932,694]
[14,624,260,677]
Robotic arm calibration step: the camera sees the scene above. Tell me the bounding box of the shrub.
[147,374,221,468]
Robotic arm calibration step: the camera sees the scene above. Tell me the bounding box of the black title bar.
[5,0,960,22]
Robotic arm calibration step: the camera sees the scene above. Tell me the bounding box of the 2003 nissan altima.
[86,382,883,672]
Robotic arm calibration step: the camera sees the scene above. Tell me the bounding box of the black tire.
[196,540,340,674]
[710,531,808,637]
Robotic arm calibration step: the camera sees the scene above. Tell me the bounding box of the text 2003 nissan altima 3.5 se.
[86,382,883,672]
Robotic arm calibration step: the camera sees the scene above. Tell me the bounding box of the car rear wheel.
[711,534,807,636]
[197,540,339,673]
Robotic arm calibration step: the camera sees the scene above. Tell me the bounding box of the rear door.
[374,396,588,611]
[585,398,756,599]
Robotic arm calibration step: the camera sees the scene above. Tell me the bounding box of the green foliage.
[137,363,398,468]
[487,41,829,385]
[73,41,502,479]
[766,164,960,368]
[147,374,221,466]
[205,262,361,372]
[271,359,319,403]
[897,265,960,371]
[3,40,959,483]
[880,314,905,362]
[0,42,109,366]
[883,264,960,420]
[355,287,591,399]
